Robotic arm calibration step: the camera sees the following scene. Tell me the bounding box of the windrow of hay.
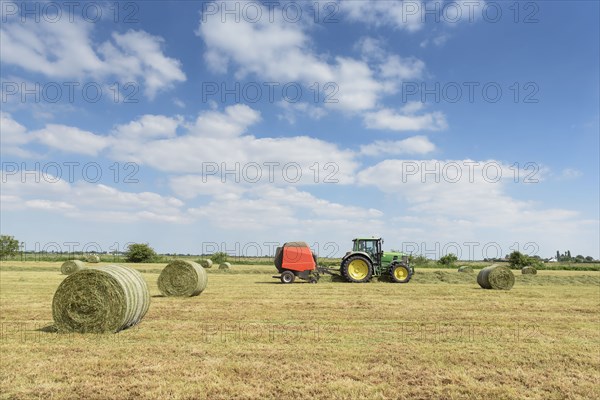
[477,265,515,290]
[219,262,232,270]
[522,266,538,275]
[157,260,208,297]
[85,254,100,263]
[52,265,150,333]
[457,266,473,273]
[60,260,85,275]
[199,259,213,269]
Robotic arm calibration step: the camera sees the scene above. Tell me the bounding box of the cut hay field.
[1,262,599,400]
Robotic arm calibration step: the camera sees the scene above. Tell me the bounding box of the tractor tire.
[390,263,412,283]
[280,270,295,284]
[341,255,373,283]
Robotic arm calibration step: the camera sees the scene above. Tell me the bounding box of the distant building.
[547,257,558,262]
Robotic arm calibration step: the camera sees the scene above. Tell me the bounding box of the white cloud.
[112,114,181,140]
[400,101,426,114]
[173,98,186,108]
[190,104,261,137]
[355,37,426,95]
[188,185,383,229]
[0,16,185,98]
[24,199,76,211]
[0,112,35,157]
[169,176,246,200]
[355,37,387,61]
[109,105,359,184]
[331,56,383,112]
[379,55,425,81]
[197,3,423,114]
[420,34,451,48]
[1,112,29,145]
[343,0,487,31]
[558,168,583,180]
[277,101,327,124]
[360,136,436,156]
[342,0,425,32]
[0,17,102,77]
[196,3,445,129]
[363,107,448,131]
[3,107,359,183]
[259,186,383,219]
[1,170,187,223]
[99,30,186,98]
[32,124,111,156]
[356,159,586,233]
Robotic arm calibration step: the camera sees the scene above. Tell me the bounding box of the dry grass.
[1,261,599,400]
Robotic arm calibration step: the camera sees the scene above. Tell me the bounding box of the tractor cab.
[352,237,382,264]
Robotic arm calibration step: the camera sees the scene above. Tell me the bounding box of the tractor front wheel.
[341,255,373,283]
[390,263,412,283]
[281,270,295,284]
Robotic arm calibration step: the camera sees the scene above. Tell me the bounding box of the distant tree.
[411,254,430,266]
[585,256,594,262]
[124,243,157,263]
[558,251,570,262]
[210,252,229,264]
[575,255,585,263]
[508,251,529,268]
[556,250,560,260]
[508,251,543,269]
[439,253,458,266]
[0,235,20,259]
[567,250,572,259]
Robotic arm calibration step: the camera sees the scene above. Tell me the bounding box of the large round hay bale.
[457,265,473,273]
[522,266,537,275]
[199,259,213,269]
[477,265,515,290]
[219,262,231,270]
[157,260,207,297]
[60,260,85,275]
[52,265,150,333]
[85,254,100,263]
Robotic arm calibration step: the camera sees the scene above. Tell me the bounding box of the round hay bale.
[219,262,231,270]
[477,265,515,290]
[60,260,85,275]
[85,254,100,263]
[457,265,473,273]
[521,266,537,275]
[52,265,150,333]
[157,260,207,297]
[199,259,213,269]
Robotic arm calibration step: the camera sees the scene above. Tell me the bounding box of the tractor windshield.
[354,240,378,257]
[363,241,376,253]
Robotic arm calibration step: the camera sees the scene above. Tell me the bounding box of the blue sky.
[1,0,598,259]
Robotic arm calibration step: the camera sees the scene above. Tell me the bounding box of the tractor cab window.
[357,240,377,256]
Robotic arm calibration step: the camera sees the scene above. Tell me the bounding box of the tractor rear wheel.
[281,270,295,284]
[341,255,373,283]
[390,263,412,283]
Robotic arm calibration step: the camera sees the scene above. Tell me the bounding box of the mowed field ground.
[1,261,599,400]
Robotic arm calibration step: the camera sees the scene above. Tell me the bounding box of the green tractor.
[339,237,413,283]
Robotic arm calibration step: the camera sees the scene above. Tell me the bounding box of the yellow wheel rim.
[394,266,409,281]
[348,259,369,280]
